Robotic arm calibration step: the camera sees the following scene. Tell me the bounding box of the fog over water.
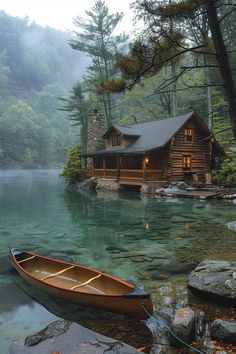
[0,169,236,353]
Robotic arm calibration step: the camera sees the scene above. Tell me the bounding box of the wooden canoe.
[9,247,153,319]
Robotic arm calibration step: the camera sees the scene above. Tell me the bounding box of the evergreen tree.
[59,83,89,150]
[112,0,236,139]
[69,0,128,126]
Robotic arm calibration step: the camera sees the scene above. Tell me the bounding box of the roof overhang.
[103,125,140,139]
[80,150,145,157]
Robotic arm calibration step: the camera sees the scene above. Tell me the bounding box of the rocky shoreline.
[150,259,236,353]
[9,259,236,354]
[73,177,236,199]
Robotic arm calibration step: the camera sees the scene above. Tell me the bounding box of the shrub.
[60,145,90,185]
[212,157,236,186]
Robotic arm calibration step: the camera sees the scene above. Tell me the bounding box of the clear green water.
[1,169,236,353]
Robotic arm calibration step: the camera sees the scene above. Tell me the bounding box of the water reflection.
[0,170,236,352]
[9,274,152,352]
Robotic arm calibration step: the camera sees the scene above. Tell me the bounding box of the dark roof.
[82,111,223,157]
[103,125,141,138]
[117,112,194,153]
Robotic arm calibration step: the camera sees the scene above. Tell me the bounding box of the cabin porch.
[90,154,164,184]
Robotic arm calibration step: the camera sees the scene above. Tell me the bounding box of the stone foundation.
[95,179,170,194]
[96,179,123,192]
[140,181,169,194]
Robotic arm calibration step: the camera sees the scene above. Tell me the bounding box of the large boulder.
[210,319,236,344]
[188,259,236,304]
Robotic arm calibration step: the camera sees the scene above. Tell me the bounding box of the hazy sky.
[0,0,135,33]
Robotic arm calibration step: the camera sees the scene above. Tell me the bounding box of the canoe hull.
[9,248,153,319]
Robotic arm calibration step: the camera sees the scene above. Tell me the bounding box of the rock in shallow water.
[171,307,195,344]
[226,221,236,231]
[188,259,236,304]
[210,319,236,343]
[10,320,143,354]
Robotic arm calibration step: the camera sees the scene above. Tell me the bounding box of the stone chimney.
[87,109,108,153]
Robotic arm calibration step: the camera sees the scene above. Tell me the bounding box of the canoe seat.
[71,273,101,290]
[41,265,75,281]
[18,255,35,264]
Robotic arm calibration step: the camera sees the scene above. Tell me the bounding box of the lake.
[0,169,236,353]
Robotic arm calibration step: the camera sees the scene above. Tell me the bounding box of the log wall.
[169,118,211,181]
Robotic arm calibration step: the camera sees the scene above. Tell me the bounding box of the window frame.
[111,134,121,147]
[182,154,192,169]
[184,127,193,143]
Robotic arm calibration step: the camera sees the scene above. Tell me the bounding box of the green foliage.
[0,100,53,167]
[69,0,128,125]
[0,11,81,167]
[59,82,89,150]
[60,145,90,185]
[213,157,236,186]
[0,11,86,92]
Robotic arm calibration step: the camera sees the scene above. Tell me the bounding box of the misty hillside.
[0,11,86,168]
[0,10,87,96]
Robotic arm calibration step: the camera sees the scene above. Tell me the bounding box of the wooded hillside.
[0,11,86,167]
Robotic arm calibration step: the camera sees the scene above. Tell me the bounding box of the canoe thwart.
[71,273,101,290]
[18,255,35,264]
[41,265,75,281]
[9,247,153,319]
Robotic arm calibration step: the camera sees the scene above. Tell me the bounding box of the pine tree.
[114,0,236,139]
[69,0,128,126]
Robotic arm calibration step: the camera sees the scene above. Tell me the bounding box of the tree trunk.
[169,0,177,116]
[204,54,213,130]
[171,62,177,116]
[205,0,236,139]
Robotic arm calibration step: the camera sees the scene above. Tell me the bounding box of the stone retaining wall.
[96,179,123,192]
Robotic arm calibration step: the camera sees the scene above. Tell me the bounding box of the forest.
[1,0,236,168]
[0,10,86,167]
[62,0,236,155]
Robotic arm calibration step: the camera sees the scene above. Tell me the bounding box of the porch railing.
[119,169,143,180]
[92,168,163,181]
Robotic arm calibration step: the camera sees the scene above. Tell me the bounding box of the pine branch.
[126,44,206,89]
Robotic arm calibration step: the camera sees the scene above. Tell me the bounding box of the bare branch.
[219,7,236,23]
[183,82,223,89]
[181,64,220,70]
[198,127,232,142]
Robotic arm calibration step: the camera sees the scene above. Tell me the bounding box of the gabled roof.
[82,111,224,156]
[115,112,194,153]
[103,124,141,138]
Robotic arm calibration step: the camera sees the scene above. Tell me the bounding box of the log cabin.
[82,111,224,189]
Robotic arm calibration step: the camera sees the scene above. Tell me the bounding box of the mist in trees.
[106,0,236,146]
[0,11,87,167]
[1,0,236,168]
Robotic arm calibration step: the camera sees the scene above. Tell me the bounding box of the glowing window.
[183,155,192,168]
[184,128,193,142]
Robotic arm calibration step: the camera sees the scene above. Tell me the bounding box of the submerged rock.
[24,320,70,346]
[10,320,143,354]
[188,259,236,304]
[226,221,236,232]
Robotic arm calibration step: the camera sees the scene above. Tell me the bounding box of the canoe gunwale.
[9,247,153,319]
[9,247,151,299]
